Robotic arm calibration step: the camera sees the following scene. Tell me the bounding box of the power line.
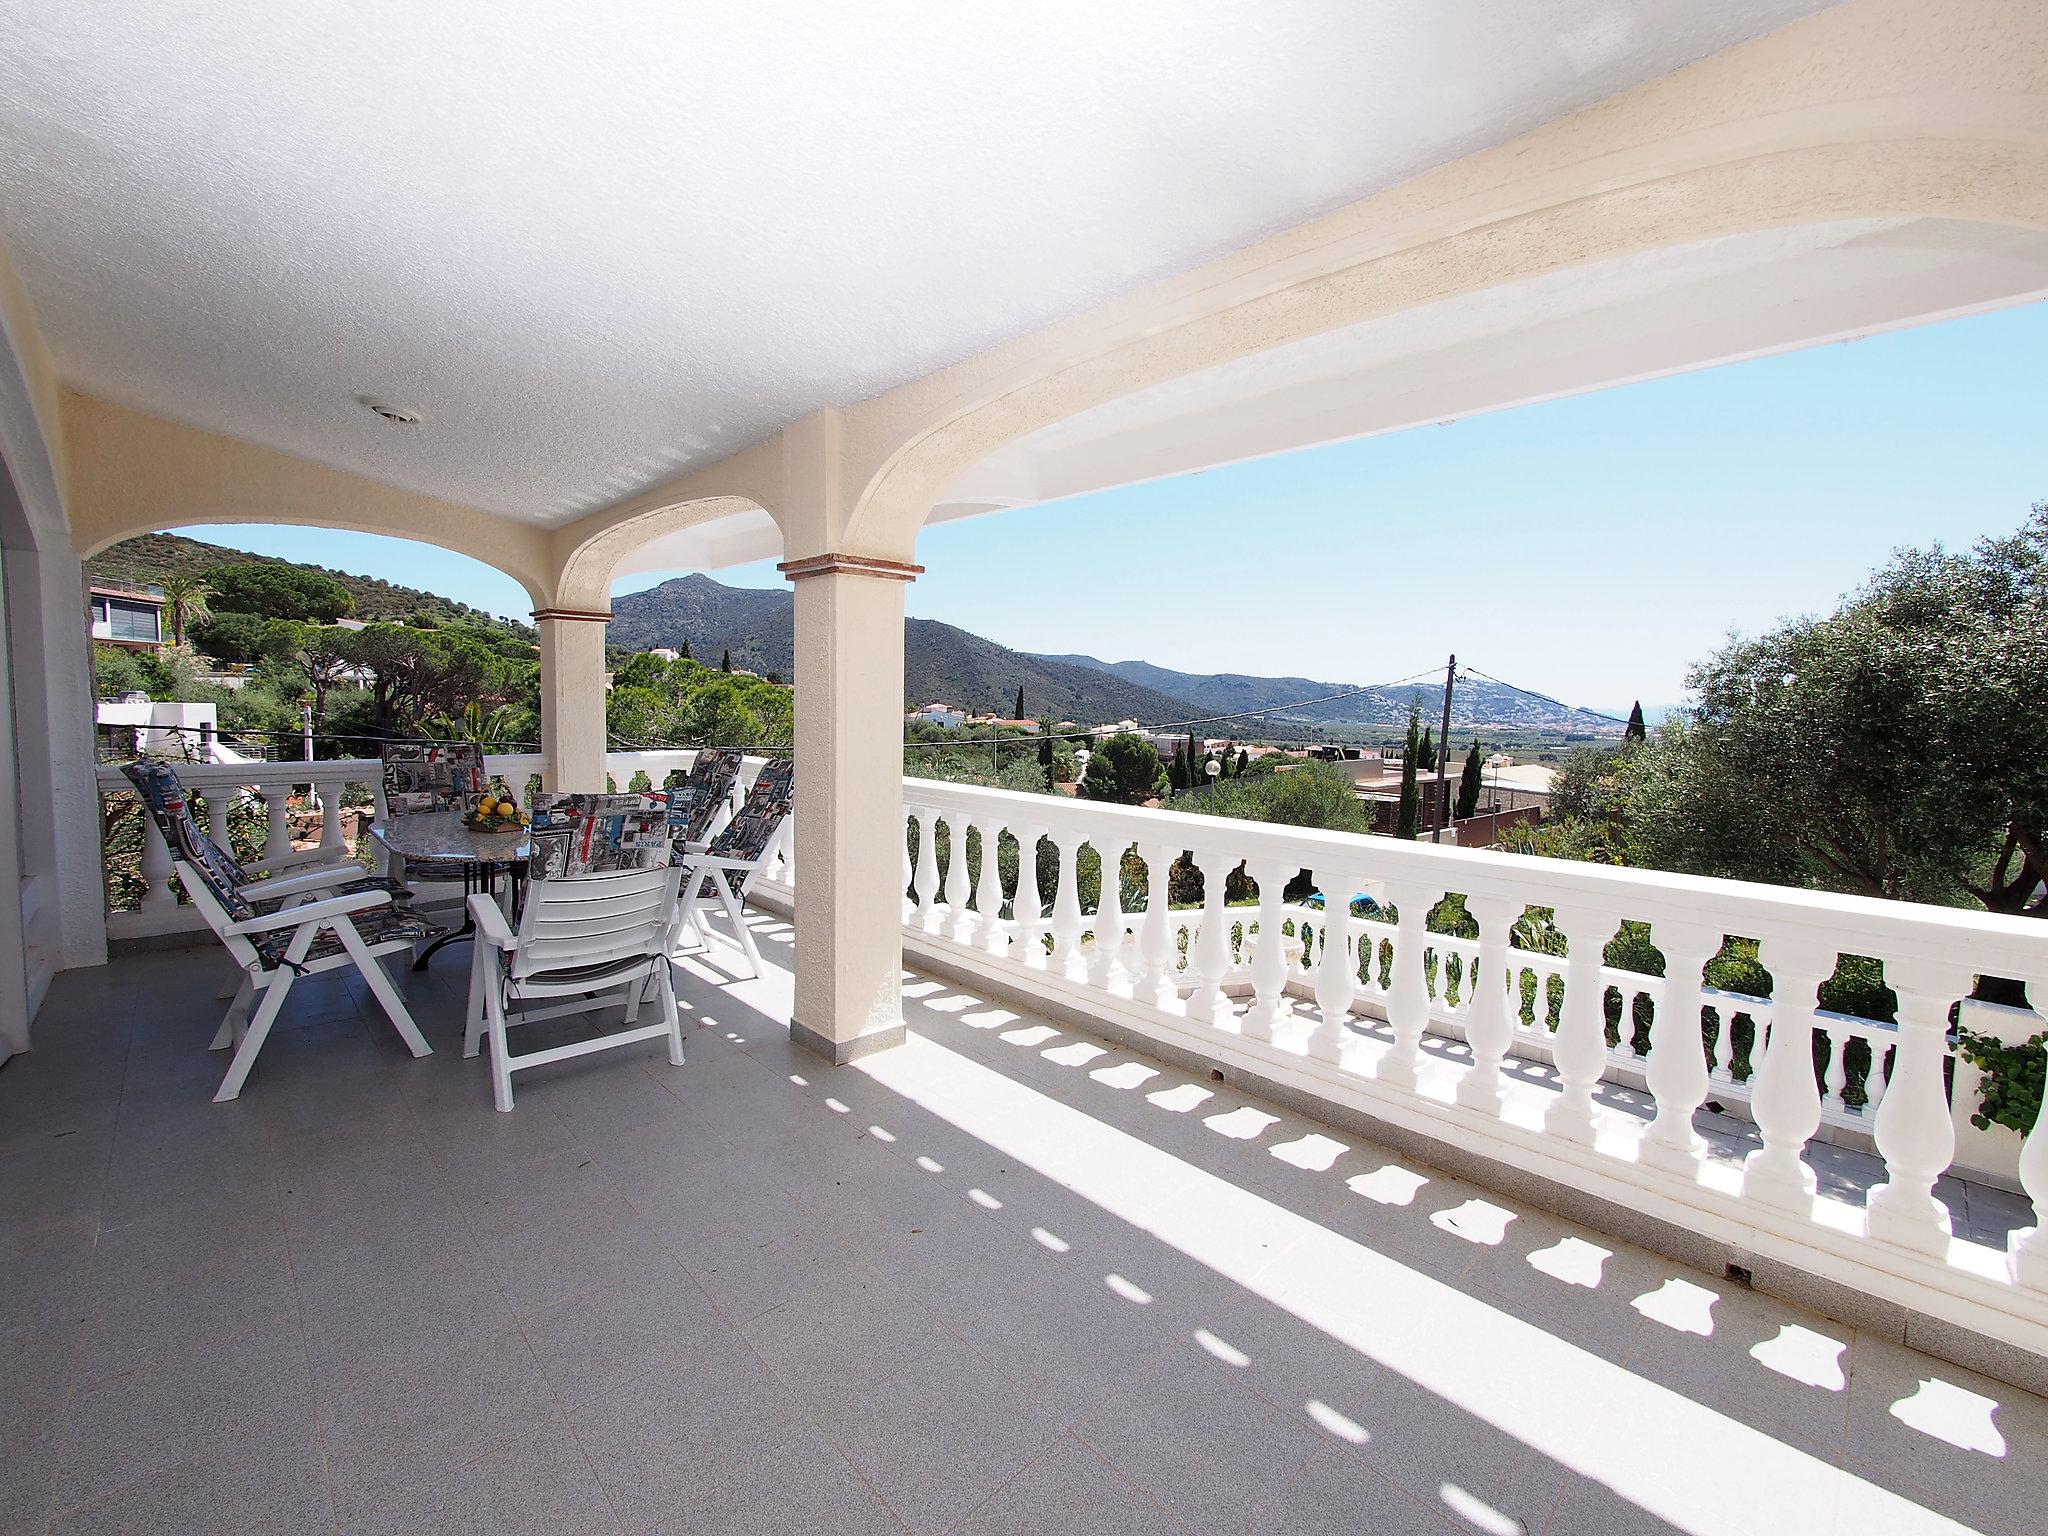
[1454,665,1634,728]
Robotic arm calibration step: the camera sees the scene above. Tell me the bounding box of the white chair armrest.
[226,889,384,935]
[467,892,517,949]
[240,861,367,899]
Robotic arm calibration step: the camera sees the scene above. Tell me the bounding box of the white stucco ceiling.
[0,1,1836,525]
[612,216,2048,578]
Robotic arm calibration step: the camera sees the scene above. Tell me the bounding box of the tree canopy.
[1076,732,1167,805]
[203,563,354,622]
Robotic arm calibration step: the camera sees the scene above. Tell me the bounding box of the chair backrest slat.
[527,793,669,881]
[120,759,253,918]
[509,864,679,980]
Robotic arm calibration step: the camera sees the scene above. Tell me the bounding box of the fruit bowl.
[462,795,527,833]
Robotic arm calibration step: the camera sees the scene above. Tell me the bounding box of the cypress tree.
[1455,740,1484,819]
[720,648,732,673]
[1014,685,1026,720]
[1417,726,1436,774]
[1396,708,1421,839]
[1037,720,1054,788]
[680,639,692,661]
[1625,701,1647,746]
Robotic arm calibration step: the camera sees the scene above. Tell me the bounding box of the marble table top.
[369,809,530,864]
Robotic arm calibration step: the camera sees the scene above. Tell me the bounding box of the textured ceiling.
[0,1,1836,524]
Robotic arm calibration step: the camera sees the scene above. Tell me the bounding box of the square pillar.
[780,552,920,1064]
[534,608,610,790]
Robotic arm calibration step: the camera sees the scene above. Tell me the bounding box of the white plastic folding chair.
[464,795,685,1111]
[670,759,791,980]
[121,761,441,1101]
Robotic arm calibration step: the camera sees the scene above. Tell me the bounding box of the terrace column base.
[782,549,923,1067]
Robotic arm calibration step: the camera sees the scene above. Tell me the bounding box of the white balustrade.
[941,809,975,945]
[1638,923,1721,1177]
[974,816,1009,955]
[1089,837,1130,991]
[911,807,940,932]
[1546,906,1620,1144]
[1185,850,1235,1025]
[1241,859,1293,1043]
[1379,880,1436,1090]
[1742,938,1833,1210]
[1455,894,1521,1115]
[1048,829,1086,978]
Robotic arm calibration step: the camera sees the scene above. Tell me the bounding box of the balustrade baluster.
[943,810,975,943]
[912,808,940,932]
[321,789,344,856]
[1185,851,1235,1024]
[136,800,176,911]
[1048,830,1086,977]
[1088,837,1129,990]
[2009,973,2048,1288]
[974,817,1009,954]
[264,788,290,863]
[1639,923,1722,1177]
[1545,906,1620,1144]
[1741,939,1832,1211]
[1310,870,1361,1062]
[1865,1042,1893,1115]
[1455,895,1520,1115]
[1241,859,1294,1043]
[1822,1027,1849,1116]
[1012,824,1048,965]
[1134,843,1177,1007]
[1865,957,1970,1255]
[1378,882,1435,1090]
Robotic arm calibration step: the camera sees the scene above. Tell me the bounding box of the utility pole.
[1430,654,1455,843]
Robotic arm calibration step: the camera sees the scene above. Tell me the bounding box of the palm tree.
[158,571,210,648]
[429,701,521,747]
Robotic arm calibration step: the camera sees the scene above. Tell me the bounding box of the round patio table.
[369,810,530,969]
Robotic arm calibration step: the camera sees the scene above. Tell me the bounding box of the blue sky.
[185,300,2047,713]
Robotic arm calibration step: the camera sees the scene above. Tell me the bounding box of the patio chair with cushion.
[463,793,684,1111]
[658,746,744,857]
[670,757,792,980]
[120,760,443,1102]
[377,741,490,885]
[123,757,415,916]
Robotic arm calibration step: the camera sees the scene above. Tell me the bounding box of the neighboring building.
[87,585,165,649]
[648,647,680,663]
[909,703,965,729]
[966,714,1038,732]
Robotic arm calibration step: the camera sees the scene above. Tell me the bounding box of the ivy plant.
[1953,1026,2047,1135]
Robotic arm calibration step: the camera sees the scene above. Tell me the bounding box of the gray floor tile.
[339,1416,621,1536]
[568,1331,818,1536]
[317,1325,559,1524]
[1073,1342,1324,1534]
[1248,1448,1451,1535]
[816,1333,1062,1536]
[48,1432,334,1536]
[523,1257,738,1410]
[53,1319,315,1517]
[951,1431,1188,1536]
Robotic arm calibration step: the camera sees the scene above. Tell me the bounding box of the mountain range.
[610,574,1622,737]
[88,533,534,639]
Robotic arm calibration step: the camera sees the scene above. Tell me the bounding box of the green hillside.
[87,532,534,640]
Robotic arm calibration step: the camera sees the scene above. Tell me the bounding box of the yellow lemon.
[477,796,498,816]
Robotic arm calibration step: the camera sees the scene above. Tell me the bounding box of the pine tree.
[1625,700,1647,746]
[1014,685,1025,720]
[720,648,731,673]
[1396,709,1421,839]
[1455,740,1484,820]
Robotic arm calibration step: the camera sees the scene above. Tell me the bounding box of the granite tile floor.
[2,917,2043,1536]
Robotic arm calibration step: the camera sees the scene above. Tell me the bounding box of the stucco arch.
[61,390,558,611]
[547,437,783,610]
[829,0,2048,555]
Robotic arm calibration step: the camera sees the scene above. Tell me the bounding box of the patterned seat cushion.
[394,854,473,883]
[251,904,445,972]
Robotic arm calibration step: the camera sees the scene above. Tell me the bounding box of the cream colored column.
[781,552,919,1063]
[535,608,610,790]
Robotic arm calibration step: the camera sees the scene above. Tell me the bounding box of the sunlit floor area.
[3,920,2043,1536]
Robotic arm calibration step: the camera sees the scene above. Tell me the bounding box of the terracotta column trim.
[776,552,924,583]
[530,607,614,623]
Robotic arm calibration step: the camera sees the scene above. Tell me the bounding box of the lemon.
[478,796,498,815]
